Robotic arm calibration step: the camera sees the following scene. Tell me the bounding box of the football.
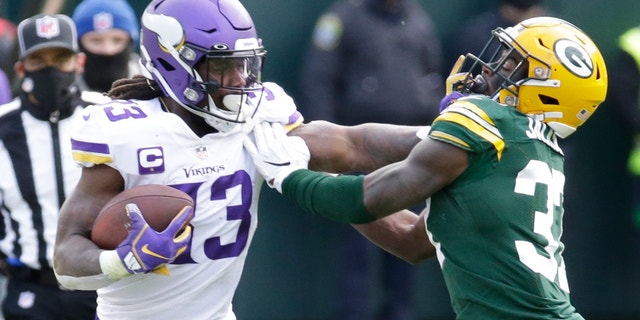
[91,184,194,250]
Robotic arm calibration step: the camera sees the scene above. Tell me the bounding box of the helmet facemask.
[449,30,538,107]
[184,47,267,131]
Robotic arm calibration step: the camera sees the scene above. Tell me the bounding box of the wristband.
[99,250,130,279]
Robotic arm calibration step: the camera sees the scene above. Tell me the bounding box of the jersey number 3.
[172,171,252,264]
[514,160,570,292]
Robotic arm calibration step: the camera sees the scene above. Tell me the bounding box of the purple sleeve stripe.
[71,138,110,154]
[289,111,303,125]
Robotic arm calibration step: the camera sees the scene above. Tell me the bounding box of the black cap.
[17,14,78,59]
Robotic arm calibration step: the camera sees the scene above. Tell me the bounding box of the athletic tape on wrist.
[99,250,131,279]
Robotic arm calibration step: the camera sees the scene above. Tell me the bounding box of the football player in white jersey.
[52,1,423,319]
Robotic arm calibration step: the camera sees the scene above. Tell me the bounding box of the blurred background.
[2,0,638,319]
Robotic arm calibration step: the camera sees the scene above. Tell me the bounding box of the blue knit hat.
[72,0,139,44]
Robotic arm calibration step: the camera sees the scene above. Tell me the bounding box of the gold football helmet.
[449,17,608,138]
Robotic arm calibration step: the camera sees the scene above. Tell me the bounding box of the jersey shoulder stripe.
[429,130,471,149]
[430,97,507,159]
[70,99,163,166]
[71,138,112,164]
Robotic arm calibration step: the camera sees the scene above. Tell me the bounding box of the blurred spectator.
[299,0,443,319]
[445,0,547,68]
[608,25,640,247]
[40,0,65,15]
[0,70,11,104]
[0,1,16,101]
[72,0,141,92]
[0,9,16,80]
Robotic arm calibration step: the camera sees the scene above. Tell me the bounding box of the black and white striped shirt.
[0,91,109,270]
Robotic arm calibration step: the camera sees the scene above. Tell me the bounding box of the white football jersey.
[70,83,302,320]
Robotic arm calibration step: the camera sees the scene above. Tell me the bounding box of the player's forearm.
[298,121,422,173]
[54,235,115,290]
[352,210,435,264]
[54,234,103,275]
[355,123,423,170]
[342,123,422,172]
[280,170,434,260]
[281,169,377,224]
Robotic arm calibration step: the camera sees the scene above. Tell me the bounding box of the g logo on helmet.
[554,39,593,78]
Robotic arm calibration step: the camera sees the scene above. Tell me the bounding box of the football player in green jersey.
[245,17,607,319]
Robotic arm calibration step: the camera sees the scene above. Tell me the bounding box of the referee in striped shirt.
[0,14,109,319]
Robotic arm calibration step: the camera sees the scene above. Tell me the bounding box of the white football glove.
[243,122,310,192]
[242,82,304,134]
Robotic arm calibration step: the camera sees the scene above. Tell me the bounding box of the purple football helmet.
[140,0,266,131]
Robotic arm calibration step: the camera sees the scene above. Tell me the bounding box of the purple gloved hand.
[115,203,193,275]
[439,91,466,112]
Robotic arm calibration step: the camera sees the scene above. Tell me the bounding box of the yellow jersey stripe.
[448,102,502,138]
[284,116,304,132]
[434,102,505,159]
[72,151,112,164]
[430,131,471,149]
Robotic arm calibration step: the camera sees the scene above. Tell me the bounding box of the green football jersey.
[427,96,583,320]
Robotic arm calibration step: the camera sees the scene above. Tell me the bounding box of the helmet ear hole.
[157,58,176,71]
[596,65,604,79]
[538,94,558,105]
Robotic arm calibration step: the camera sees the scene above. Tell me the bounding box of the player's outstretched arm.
[290,121,425,174]
[246,122,467,224]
